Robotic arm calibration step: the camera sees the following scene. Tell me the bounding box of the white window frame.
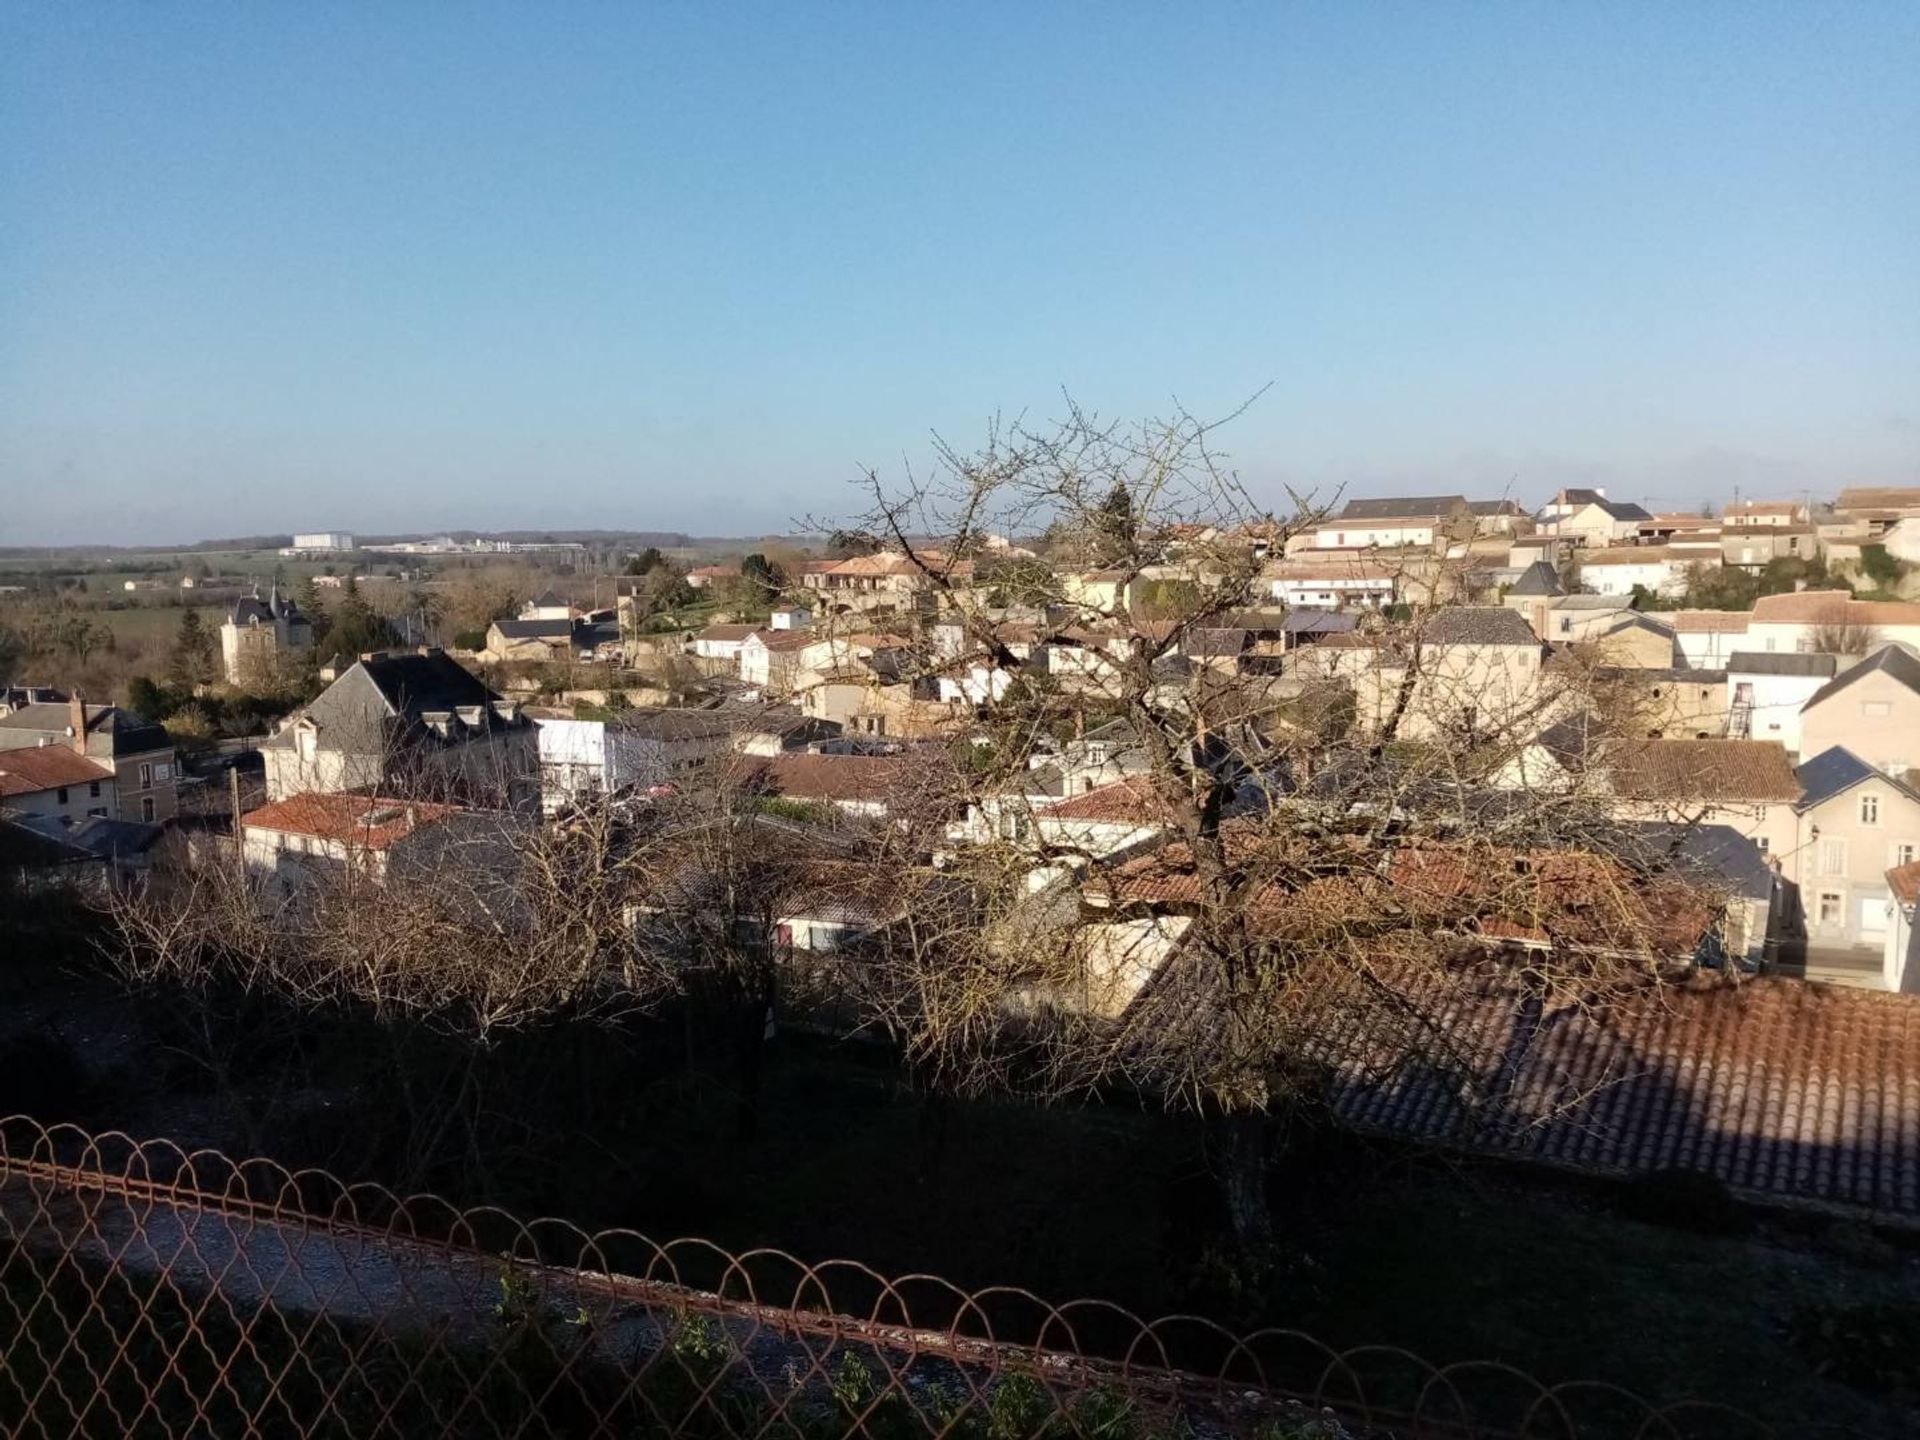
[1817,891,1843,925]
[1819,836,1848,876]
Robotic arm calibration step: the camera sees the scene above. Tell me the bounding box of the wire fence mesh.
[0,1114,1804,1439]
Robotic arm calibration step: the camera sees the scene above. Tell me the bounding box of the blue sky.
[3,3,1917,545]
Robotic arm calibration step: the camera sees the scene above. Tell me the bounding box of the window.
[89,781,101,798]
[1894,843,1916,868]
[1818,892,1843,925]
[86,806,108,819]
[1765,638,1777,651]
[138,763,154,787]
[1819,837,1848,876]
[141,796,156,823]
[55,787,68,804]
[1864,701,1892,718]
[1558,618,1572,635]
[1755,835,1770,853]
[1861,793,1881,825]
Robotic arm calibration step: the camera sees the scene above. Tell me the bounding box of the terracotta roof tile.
[1605,739,1803,803]
[1328,971,1920,1220]
[1666,610,1752,634]
[0,746,115,798]
[240,793,458,849]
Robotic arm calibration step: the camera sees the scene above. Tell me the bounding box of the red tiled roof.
[1328,970,1920,1219]
[1666,610,1752,634]
[1890,859,1920,910]
[695,624,760,643]
[1041,776,1173,825]
[240,793,457,849]
[0,746,115,798]
[1751,590,1920,626]
[741,753,913,804]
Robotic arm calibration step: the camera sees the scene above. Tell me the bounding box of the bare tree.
[792,400,1737,1248]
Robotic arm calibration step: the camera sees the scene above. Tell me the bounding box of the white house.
[533,709,736,814]
[1574,547,1695,598]
[1264,559,1398,609]
[1725,652,1837,754]
[1668,610,1752,668]
[1746,592,1920,656]
[0,744,119,823]
[1534,491,1653,546]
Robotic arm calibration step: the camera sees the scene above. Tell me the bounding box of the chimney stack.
[69,691,88,754]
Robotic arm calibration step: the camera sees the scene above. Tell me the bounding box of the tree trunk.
[1213,1109,1276,1250]
[732,993,767,1142]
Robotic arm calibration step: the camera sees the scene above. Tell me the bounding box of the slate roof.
[0,703,171,758]
[1281,611,1359,636]
[1725,651,1839,679]
[229,587,305,626]
[1593,498,1653,522]
[5,813,163,863]
[491,618,575,641]
[360,651,504,715]
[1467,499,1526,516]
[1795,746,1920,811]
[1507,560,1565,597]
[1803,644,1920,710]
[1335,495,1468,522]
[1421,607,1541,646]
[261,651,519,754]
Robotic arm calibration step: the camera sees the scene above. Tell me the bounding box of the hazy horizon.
[5,4,1917,547]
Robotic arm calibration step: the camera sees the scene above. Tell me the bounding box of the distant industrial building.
[280,531,356,556]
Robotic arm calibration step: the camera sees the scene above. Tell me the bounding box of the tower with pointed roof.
[220,584,314,689]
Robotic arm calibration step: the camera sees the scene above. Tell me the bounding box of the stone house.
[1798,645,1920,782]
[259,650,534,805]
[1794,747,1920,952]
[0,697,178,823]
[221,587,313,688]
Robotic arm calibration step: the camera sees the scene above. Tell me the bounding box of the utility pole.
[228,764,244,876]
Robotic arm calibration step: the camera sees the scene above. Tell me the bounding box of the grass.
[93,603,226,644]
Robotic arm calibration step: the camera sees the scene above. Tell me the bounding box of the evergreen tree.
[740,553,786,598]
[1091,480,1136,563]
[318,575,402,664]
[169,608,217,690]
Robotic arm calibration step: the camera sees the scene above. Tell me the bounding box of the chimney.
[69,692,87,755]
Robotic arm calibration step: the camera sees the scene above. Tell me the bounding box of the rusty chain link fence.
[0,1114,1809,1439]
